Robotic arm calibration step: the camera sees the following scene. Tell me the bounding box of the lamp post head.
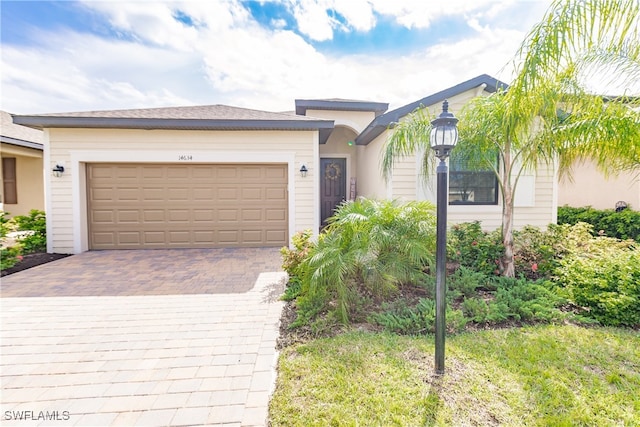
[430,100,459,160]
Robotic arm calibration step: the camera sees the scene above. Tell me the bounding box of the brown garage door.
[87,163,288,249]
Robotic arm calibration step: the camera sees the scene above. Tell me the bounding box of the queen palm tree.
[383,0,640,277]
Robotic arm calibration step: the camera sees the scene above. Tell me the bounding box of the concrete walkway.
[1,249,286,426]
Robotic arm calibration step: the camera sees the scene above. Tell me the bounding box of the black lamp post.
[430,100,458,375]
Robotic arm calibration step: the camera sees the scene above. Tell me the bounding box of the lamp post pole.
[430,100,458,376]
[434,157,448,375]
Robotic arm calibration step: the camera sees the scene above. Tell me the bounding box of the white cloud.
[0,0,553,115]
[290,0,336,41]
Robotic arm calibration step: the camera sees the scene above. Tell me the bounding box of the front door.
[320,158,347,225]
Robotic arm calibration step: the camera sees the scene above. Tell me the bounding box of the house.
[558,160,640,210]
[13,74,557,254]
[1,110,45,217]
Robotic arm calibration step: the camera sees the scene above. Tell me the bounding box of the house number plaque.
[178,155,193,161]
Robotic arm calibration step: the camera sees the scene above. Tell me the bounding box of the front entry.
[320,158,347,225]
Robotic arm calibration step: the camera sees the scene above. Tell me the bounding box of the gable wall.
[358,88,558,230]
[304,109,376,134]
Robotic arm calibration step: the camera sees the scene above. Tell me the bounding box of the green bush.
[280,229,314,278]
[558,205,640,240]
[296,199,437,324]
[370,298,467,335]
[0,211,12,238]
[448,266,491,298]
[12,209,46,254]
[449,221,503,276]
[513,225,566,280]
[1,246,22,270]
[553,223,640,327]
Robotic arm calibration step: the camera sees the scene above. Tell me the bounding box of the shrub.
[1,246,22,270]
[558,205,640,241]
[449,221,503,276]
[298,199,437,324]
[0,211,11,238]
[370,298,467,335]
[280,229,314,278]
[12,209,46,254]
[448,266,491,298]
[553,223,640,327]
[513,225,566,280]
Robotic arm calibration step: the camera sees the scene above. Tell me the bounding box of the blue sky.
[1,0,554,114]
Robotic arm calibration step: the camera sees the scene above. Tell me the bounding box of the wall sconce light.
[52,164,65,177]
[299,164,308,178]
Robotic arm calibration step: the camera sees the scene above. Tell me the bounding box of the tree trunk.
[502,186,515,277]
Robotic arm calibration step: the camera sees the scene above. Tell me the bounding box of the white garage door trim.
[70,150,298,253]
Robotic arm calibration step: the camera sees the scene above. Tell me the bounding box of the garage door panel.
[266,188,286,201]
[193,210,214,221]
[141,231,165,244]
[118,232,142,245]
[144,210,165,222]
[242,188,262,200]
[117,210,140,223]
[193,188,214,200]
[266,209,286,221]
[142,188,165,201]
[266,230,287,244]
[87,163,287,249]
[242,209,263,221]
[91,188,114,201]
[92,210,114,223]
[142,167,164,179]
[117,188,141,201]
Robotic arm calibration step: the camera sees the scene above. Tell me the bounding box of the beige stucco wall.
[304,109,376,134]
[46,128,318,254]
[356,128,390,199]
[0,143,45,217]
[558,160,640,210]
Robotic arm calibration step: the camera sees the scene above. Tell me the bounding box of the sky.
[0,0,556,115]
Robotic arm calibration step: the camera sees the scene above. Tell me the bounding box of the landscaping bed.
[1,252,71,277]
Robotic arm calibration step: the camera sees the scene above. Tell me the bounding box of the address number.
[178,155,193,161]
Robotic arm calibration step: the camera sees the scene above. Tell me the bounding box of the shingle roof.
[12,104,335,143]
[1,110,43,150]
[354,74,508,145]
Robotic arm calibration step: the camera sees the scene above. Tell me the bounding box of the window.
[449,153,498,205]
[2,157,17,204]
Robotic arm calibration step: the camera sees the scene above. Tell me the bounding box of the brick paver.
[1,248,286,426]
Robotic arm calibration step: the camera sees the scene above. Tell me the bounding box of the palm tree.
[383,0,640,277]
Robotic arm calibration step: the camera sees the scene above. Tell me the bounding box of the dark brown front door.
[320,158,347,225]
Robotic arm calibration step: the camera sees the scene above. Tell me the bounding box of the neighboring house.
[1,110,45,217]
[558,160,640,210]
[13,74,557,254]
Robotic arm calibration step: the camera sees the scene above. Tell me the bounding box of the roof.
[12,104,336,143]
[295,98,389,117]
[354,74,509,145]
[1,111,44,150]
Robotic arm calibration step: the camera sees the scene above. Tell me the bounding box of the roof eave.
[0,135,44,150]
[355,74,509,146]
[295,99,389,116]
[12,116,335,132]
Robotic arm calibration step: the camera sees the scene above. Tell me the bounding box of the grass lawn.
[269,325,639,426]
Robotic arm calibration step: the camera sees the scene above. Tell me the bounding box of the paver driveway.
[1,248,286,426]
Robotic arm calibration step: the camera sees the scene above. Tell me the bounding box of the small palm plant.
[300,198,437,324]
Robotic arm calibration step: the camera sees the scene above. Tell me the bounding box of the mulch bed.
[1,253,71,277]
